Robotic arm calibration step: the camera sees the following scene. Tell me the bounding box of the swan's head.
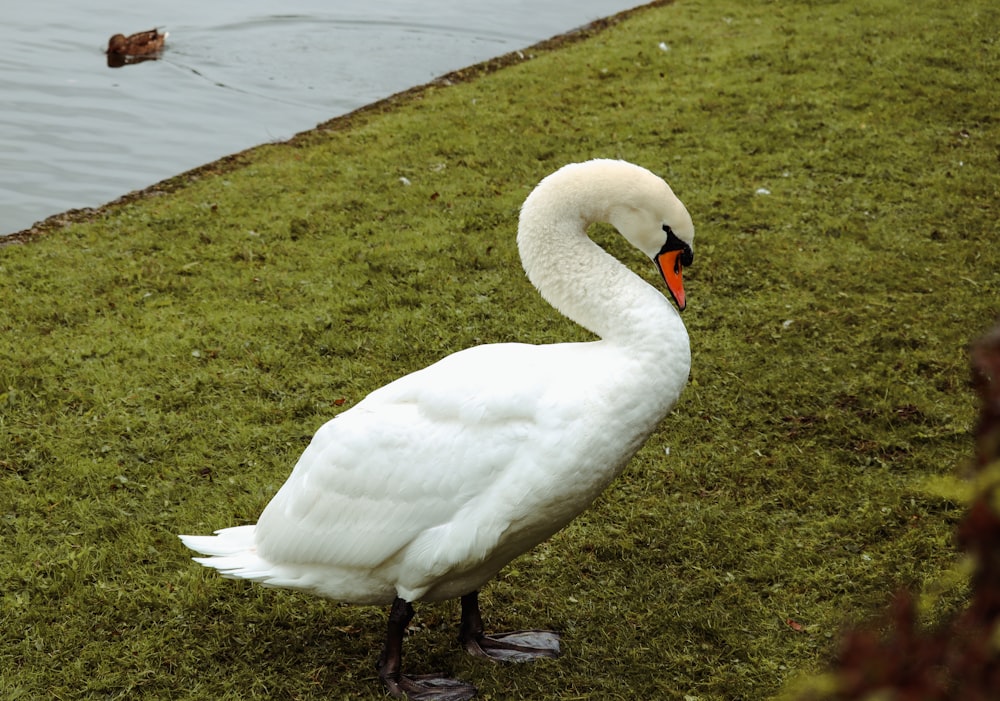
[602,164,695,311]
[519,159,695,311]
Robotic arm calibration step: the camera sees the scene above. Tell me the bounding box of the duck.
[106,29,167,64]
[179,159,695,701]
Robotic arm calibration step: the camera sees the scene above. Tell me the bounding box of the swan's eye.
[659,225,694,267]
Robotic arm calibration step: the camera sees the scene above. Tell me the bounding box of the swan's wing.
[252,343,564,574]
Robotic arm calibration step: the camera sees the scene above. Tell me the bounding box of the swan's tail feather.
[179,525,278,582]
[180,525,394,603]
[179,524,257,556]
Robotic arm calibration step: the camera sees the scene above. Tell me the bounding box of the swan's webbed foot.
[380,673,477,701]
[463,629,561,662]
[459,591,561,663]
[379,597,477,701]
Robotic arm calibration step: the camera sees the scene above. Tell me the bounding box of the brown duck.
[106,29,167,66]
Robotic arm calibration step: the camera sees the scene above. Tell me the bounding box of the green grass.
[2,0,998,698]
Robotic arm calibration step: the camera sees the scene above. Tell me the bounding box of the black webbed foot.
[379,597,478,701]
[458,591,561,663]
[381,673,477,701]
[463,629,561,662]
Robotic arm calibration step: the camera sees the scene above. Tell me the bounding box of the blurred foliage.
[784,324,1000,700]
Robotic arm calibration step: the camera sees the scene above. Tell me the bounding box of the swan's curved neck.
[517,189,684,357]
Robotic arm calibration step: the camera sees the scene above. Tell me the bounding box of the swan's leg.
[459,591,561,663]
[377,597,477,701]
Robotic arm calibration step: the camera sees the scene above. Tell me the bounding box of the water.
[0,1,640,236]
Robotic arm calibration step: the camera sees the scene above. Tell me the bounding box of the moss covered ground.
[2,0,999,698]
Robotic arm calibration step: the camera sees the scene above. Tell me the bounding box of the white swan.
[180,159,695,701]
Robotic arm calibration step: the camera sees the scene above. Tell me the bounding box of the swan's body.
[180,159,695,700]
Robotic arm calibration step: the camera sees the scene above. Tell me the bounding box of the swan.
[179,159,695,700]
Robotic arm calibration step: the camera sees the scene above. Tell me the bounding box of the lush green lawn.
[2,0,998,698]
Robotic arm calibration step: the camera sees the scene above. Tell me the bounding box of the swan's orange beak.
[655,249,688,311]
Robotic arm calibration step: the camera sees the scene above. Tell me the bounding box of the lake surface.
[1,1,641,236]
